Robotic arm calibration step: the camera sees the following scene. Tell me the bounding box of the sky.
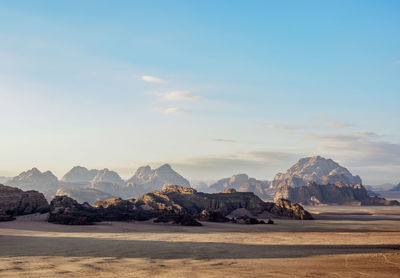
[0,0,399,185]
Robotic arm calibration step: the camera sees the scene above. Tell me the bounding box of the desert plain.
[0,206,400,278]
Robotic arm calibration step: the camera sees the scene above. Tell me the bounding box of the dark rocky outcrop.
[0,208,15,222]
[154,212,202,226]
[48,196,101,225]
[135,185,313,220]
[197,210,230,222]
[94,197,154,221]
[0,184,49,218]
[272,199,314,219]
[231,216,267,225]
[47,185,313,225]
[274,182,400,206]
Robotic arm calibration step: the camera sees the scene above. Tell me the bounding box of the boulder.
[0,184,49,217]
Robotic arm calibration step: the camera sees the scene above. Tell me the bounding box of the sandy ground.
[1,207,400,277]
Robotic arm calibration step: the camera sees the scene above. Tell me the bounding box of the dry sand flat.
[1,209,400,277]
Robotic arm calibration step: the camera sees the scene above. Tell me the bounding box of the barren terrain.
[1,206,400,277]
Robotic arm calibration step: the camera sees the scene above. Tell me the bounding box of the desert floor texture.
[1,206,400,278]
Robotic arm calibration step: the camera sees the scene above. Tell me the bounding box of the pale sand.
[1,208,400,277]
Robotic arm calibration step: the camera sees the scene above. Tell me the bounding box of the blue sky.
[0,1,399,184]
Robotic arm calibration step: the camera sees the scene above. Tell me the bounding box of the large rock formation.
[48,185,313,225]
[55,187,115,204]
[135,185,313,220]
[6,168,59,199]
[274,182,400,206]
[125,164,190,198]
[270,156,362,189]
[209,174,273,200]
[0,184,49,219]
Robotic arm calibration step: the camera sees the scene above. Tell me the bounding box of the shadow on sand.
[0,235,399,260]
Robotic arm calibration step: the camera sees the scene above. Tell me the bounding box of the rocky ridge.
[49,185,312,225]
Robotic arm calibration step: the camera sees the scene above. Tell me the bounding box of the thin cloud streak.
[141,75,165,83]
[155,90,201,101]
[154,107,187,115]
[207,138,236,143]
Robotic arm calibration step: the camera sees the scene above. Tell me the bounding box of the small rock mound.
[231,216,266,225]
[197,210,230,222]
[272,199,313,220]
[154,212,202,226]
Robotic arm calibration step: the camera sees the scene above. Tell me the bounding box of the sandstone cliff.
[274,182,400,206]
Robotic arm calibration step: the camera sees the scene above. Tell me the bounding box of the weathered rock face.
[48,196,101,225]
[6,168,59,199]
[270,156,362,189]
[135,185,312,220]
[209,174,272,200]
[55,187,115,204]
[274,182,400,206]
[125,164,190,198]
[0,184,49,217]
[93,197,154,221]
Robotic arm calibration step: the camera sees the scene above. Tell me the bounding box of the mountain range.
[4,156,399,205]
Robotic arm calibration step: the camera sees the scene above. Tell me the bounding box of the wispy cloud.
[305,132,399,167]
[329,122,354,129]
[154,90,201,101]
[394,61,400,65]
[141,75,165,83]
[172,150,299,180]
[207,138,236,143]
[155,107,187,115]
[261,123,306,131]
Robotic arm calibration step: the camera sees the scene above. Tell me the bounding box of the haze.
[0,1,399,185]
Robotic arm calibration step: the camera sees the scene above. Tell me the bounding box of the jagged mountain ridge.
[125,164,190,198]
[5,168,59,199]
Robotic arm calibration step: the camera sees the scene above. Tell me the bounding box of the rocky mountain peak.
[61,166,98,183]
[270,156,362,188]
[91,169,124,185]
